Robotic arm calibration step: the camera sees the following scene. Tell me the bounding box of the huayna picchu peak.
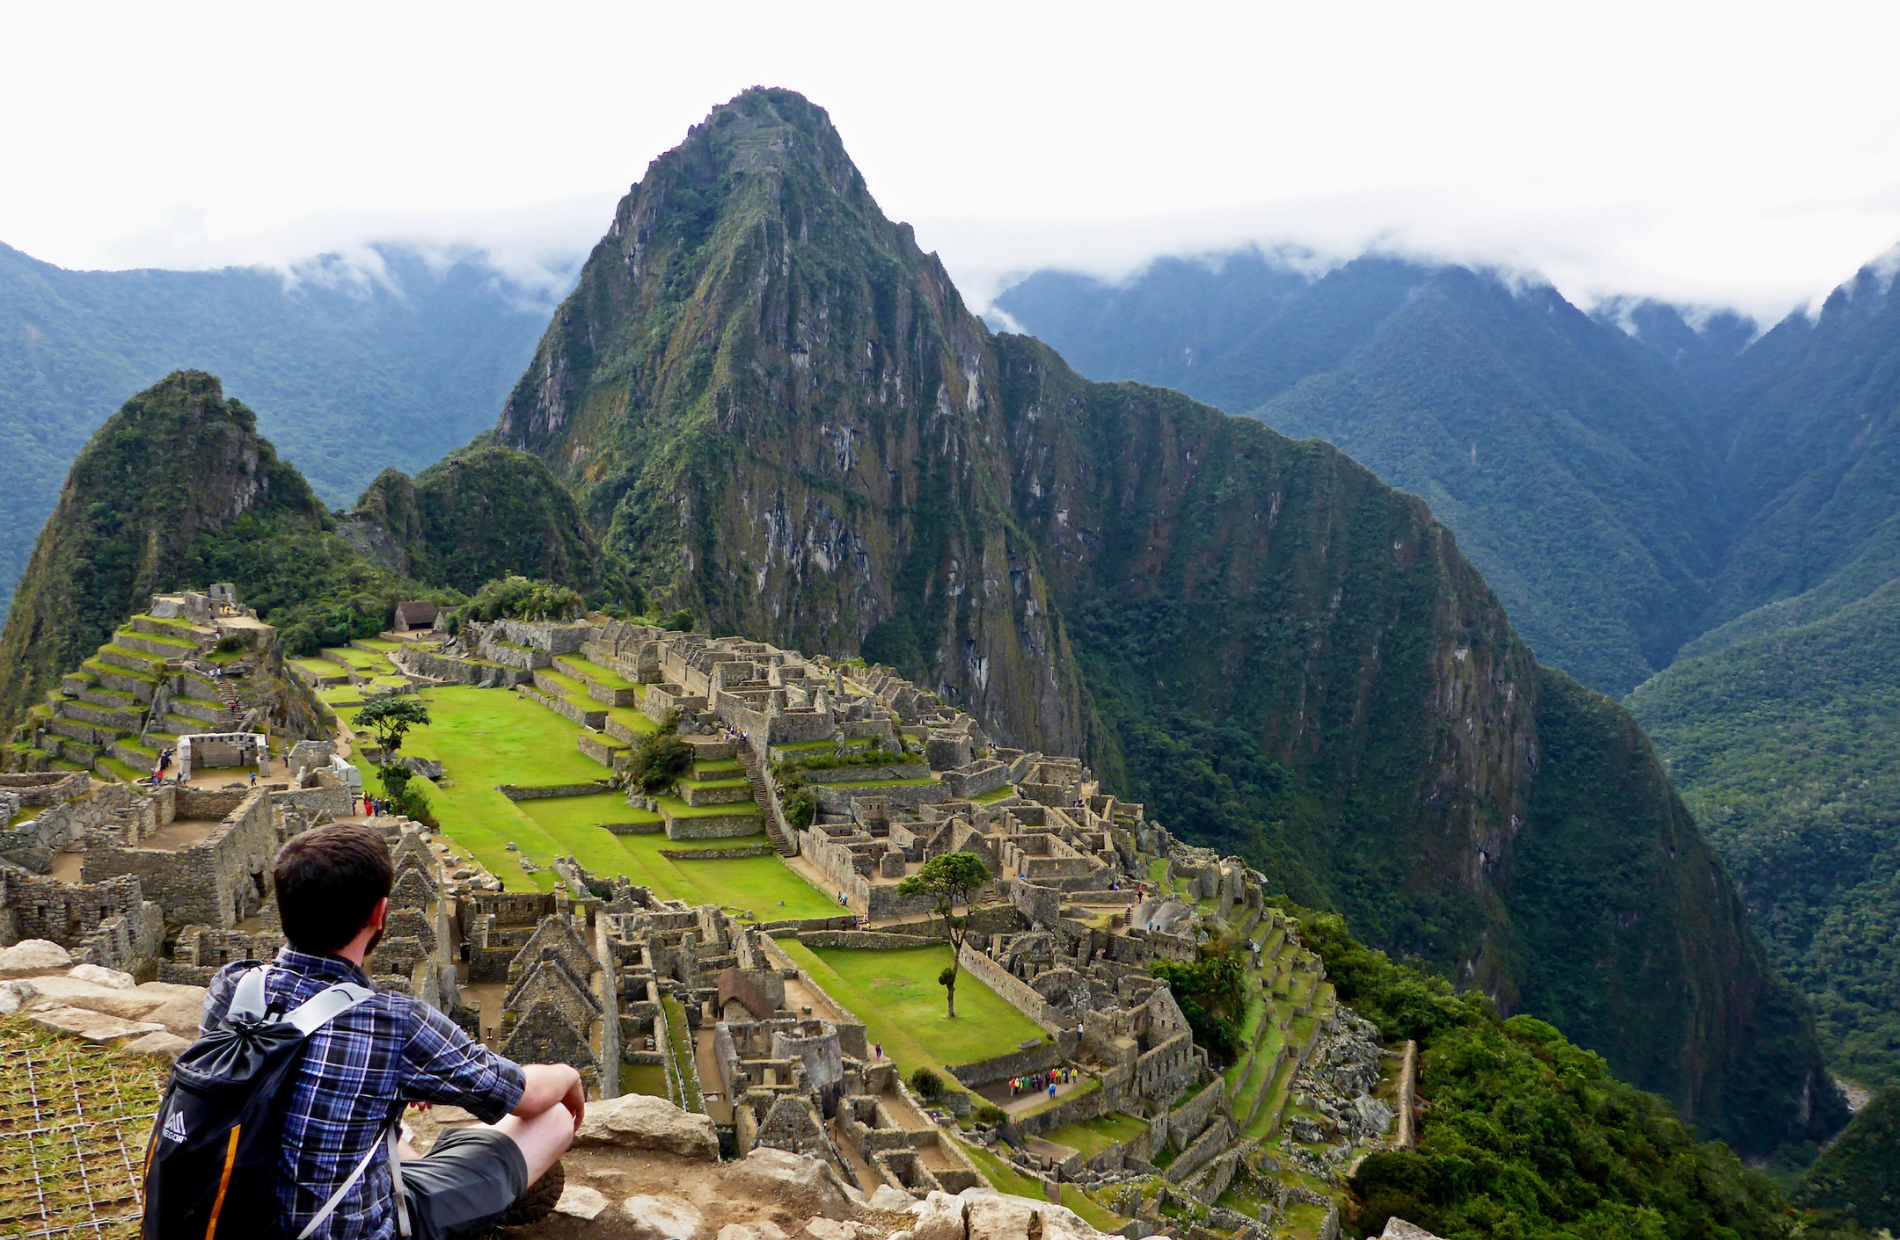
[0,86,1864,1239]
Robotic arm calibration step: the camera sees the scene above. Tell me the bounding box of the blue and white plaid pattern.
[201,947,526,1240]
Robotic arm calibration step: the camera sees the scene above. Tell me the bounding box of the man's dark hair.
[274,823,393,953]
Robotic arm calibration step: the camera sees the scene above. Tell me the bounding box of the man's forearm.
[512,1064,582,1119]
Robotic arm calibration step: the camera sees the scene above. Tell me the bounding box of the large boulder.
[18,977,206,1031]
[899,1192,966,1240]
[1383,1221,1445,1240]
[67,963,136,989]
[573,1093,719,1161]
[958,1190,1113,1240]
[868,1186,916,1213]
[726,1148,852,1222]
[0,939,72,974]
[123,1030,192,1060]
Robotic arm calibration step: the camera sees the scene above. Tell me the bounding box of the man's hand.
[513,1063,586,1127]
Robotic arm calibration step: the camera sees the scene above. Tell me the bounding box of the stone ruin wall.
[82,787,276,929]
[0,868,163,976]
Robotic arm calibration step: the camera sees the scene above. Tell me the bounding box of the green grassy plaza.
[1038,1111,1148,1158]
[779,943,1046,1079]
[343,679,835,916]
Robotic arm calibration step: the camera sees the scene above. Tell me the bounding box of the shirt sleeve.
[398,1000,528,1123]
[198,963,243,1037]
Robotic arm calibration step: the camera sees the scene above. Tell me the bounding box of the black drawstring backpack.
[140,964,410,1239]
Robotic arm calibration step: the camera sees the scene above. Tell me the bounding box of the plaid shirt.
[202,947,526,1240]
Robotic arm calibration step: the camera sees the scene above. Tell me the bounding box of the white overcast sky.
[8,0,1900,322]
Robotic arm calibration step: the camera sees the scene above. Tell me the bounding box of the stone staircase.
[735,744,797,857]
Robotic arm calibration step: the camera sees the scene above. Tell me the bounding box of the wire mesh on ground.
[0,1022,165,1239]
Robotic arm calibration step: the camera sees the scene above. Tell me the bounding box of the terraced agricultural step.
[47,718,102,744]
[77,685,140,711]
[129,616,202,639]
[60,701,145,732]
[81,661,157,700]
[678,778,753,807]
[110,738,159,769]
[57,740,100,767]
[60,672,98,696]
[115,631,197,659]
[154,713,202,736]
[98,646,168,675]
[176,672,224,702]
[517,684,606,730]
[170,697,225,725]
[576,733,628,768]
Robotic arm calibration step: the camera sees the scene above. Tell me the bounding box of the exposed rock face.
[491,87,1839,1152]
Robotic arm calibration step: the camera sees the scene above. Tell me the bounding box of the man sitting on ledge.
[200,823,581,1239]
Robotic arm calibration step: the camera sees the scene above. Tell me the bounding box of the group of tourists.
[148,746,183,787]
[357,794,397,817]
[1007,1066,1077,1100]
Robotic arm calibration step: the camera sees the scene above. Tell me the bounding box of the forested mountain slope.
[995,257,1721,696]
[1003,246,1900,1102]
[0,241,558,618]
[1622,261,1900,1092]
[493,86,1841,1153]
[1630,583,1900,1088]
[1700,260,1900,627]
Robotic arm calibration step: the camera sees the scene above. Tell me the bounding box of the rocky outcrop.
[574,1092,720,1160]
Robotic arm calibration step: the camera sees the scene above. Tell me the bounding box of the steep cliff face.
[494,87,1840,1151]
[0,370,326,725]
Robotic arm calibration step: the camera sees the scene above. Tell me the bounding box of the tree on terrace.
[896,851,990,1018]
[354,697,432,806]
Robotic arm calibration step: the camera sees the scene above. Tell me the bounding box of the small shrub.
[910,1067,945,1101]
[975,1103,1007,1126]
[781,784,818,829]
[626,721,695,794]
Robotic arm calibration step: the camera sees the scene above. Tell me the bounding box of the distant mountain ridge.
[0,240,566,619]
[998,254,1725,696]
[999,244,1900,1092]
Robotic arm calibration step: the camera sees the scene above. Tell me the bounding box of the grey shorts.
[398,1127,529,1240]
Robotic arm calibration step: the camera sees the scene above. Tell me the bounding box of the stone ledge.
[496,780,614,801]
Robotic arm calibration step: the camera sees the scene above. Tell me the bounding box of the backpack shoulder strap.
[282,983,375,1036]
[227,965,271,1024]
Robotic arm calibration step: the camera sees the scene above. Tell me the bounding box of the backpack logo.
[161,1108,188,1144]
